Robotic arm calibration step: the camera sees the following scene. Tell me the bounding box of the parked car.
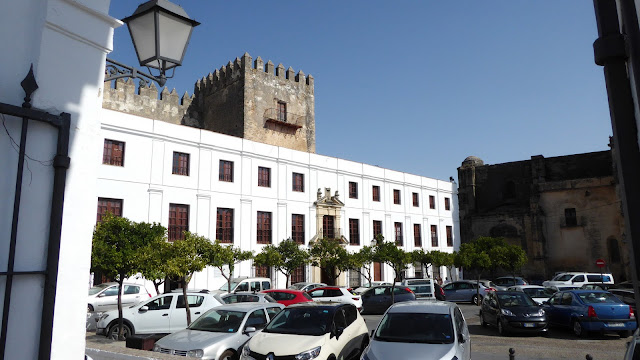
[433,283,446,301]
[542,290,637,337]
[213,277,272,295]
[87,282,151,312]
[493,276,528,290]
[361,301,470,360]
[261,289,313,306]
[609,289,637,314]
[220,292,277,304]
[288,282,327,292]
[442,280,492,305]
[580,283,618,291]
[307,286,363,312]
[542,272,614,288]
[624,328,640,360]
[96,291,224,340]
[506,285,556,305]
[353,281,393,295]
[360,286,416,315]
[152,302,284,359]
[400,278,435,299]
[480,291,547,335]
[477,279,499,291]
[240,302,369,360]
[546,285,579,293]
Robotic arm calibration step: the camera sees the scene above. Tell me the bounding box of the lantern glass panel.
[127,11,157,67]
[157,11,193,68]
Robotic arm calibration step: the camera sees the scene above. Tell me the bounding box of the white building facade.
[98,106,460,292]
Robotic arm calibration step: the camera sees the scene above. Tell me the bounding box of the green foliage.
[164,232,210,282]
[309,238,350,283]
[374,240,412,282]
[455,236,528,277]
[347,245,376,284]
[138,239,172,294]
[254,239,309,287]
[205,241,253,291]
[91,214,166,339]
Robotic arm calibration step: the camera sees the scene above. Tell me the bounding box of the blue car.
[543,290,637,338]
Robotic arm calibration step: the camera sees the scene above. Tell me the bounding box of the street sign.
[596,259,606,268]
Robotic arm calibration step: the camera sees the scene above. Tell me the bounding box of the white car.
[289,282,327,292]
[87,282,151,312]
[96,291,224,339]
[307,286,363,312]
[361,301,471,360]
[353,281,392,295]
[506,285,556,304]
[542,272,614,288]
[241,302,369,360]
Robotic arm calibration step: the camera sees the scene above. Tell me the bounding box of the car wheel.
[497,319,507,336]
[87,304,94,312]
[619,330,632,338]
[572,319,587,338]
[472,294,481,305]
[107,323,131,341]
[219,349,236,360]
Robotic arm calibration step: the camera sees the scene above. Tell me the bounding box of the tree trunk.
[182,277,192,325]
[286,274,290,288]
[117,276,125,340]
[153,280,163,296]
[219,267,231,293]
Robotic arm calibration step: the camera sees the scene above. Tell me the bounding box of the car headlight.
[501,309,515,317]
[152,344,160,352]
[242,344,251,357]
[295,346,321,360]
[535,309,545,316]
[187,349,204,358]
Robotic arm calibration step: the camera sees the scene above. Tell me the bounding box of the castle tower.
[196,53,316,153]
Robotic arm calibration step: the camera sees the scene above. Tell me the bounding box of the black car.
[360,285,416,315]
[480,291,548,335]
[434,283,446,301]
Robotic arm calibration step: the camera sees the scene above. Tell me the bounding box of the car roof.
[262,289,305,294]
[495,291,526,295]
[287,301,347,310]
[212,302,283,312]
[223,292,268,296]
[311,286,344,291]
[509,285,544,289]
[387,301,454,314]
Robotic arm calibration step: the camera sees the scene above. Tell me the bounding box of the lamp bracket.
[105,58,167,87]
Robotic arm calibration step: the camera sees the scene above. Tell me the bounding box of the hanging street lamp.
[105,0,200,87]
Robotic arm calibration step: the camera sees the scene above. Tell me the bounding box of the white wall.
[0,0,119,359]
[99,110,459,290]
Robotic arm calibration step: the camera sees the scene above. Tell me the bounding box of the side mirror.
[334,327,344,339]
[97,294,105,298]
[139,306,149,312]
[458,333,466,343]
[244,326,256,334]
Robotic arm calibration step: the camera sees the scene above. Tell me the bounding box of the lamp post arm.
[104,58,166,87]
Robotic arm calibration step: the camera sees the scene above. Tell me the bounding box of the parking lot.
[86,302,631,360]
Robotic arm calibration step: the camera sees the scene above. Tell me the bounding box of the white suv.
[96,291,224,339]
[542,272,614,288]
[87,282,151,312]
[213,277,272,295]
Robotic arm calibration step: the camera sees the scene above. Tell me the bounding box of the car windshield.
[578,292,622,304]
[88,283,112,295]
[374,312,454,344]
[263,308,331,336]
[189,309,246,333]
[555,274,573,281]
[219,281,240,291]
[497,293,537,307]
[523,288,555,298]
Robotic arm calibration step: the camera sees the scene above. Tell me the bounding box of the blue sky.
[107,1,611,182]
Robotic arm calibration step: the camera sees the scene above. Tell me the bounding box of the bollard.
[509,348,515,360]
[586,355,593,360]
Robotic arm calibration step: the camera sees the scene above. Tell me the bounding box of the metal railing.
[263,108,304,129]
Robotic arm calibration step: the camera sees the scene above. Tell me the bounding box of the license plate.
[608,322,624,327]
[523,323,535,328]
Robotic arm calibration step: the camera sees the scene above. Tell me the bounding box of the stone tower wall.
[102,78,199,127]
[196,53,316,153]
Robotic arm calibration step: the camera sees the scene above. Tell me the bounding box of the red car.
[261,289,313,306]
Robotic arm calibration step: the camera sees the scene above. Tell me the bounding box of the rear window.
[303,292,313,300]
[586,275,611,282]
[393,287,411,295]
[578,292,622,304]
[375,312,454,344]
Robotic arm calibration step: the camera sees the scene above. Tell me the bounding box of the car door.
[454,307,471,360]
[332,307,352,359]
[482,292,499,325]
[94,285,120,311]
[134,294,174,334]
[543,292,563,325]
[122,285,142,306]
[171,294,206,332]
[443,283,457,301]
[456,282,473,302]
[308,288,326,301]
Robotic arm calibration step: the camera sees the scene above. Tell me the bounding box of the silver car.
[153,302,284,359]
[220,292,277,304]
[361,301,471,360]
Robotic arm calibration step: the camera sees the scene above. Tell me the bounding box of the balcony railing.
[263,108,304,130]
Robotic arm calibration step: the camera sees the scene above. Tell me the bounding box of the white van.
[212,277,272,294]
[542,272,614,287]
[399,278,436,299]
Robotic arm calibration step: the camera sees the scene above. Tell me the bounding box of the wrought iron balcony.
[263,108,304,130]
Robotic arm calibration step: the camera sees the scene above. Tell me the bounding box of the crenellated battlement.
[103,78,200,127]
[195,53,314,97]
